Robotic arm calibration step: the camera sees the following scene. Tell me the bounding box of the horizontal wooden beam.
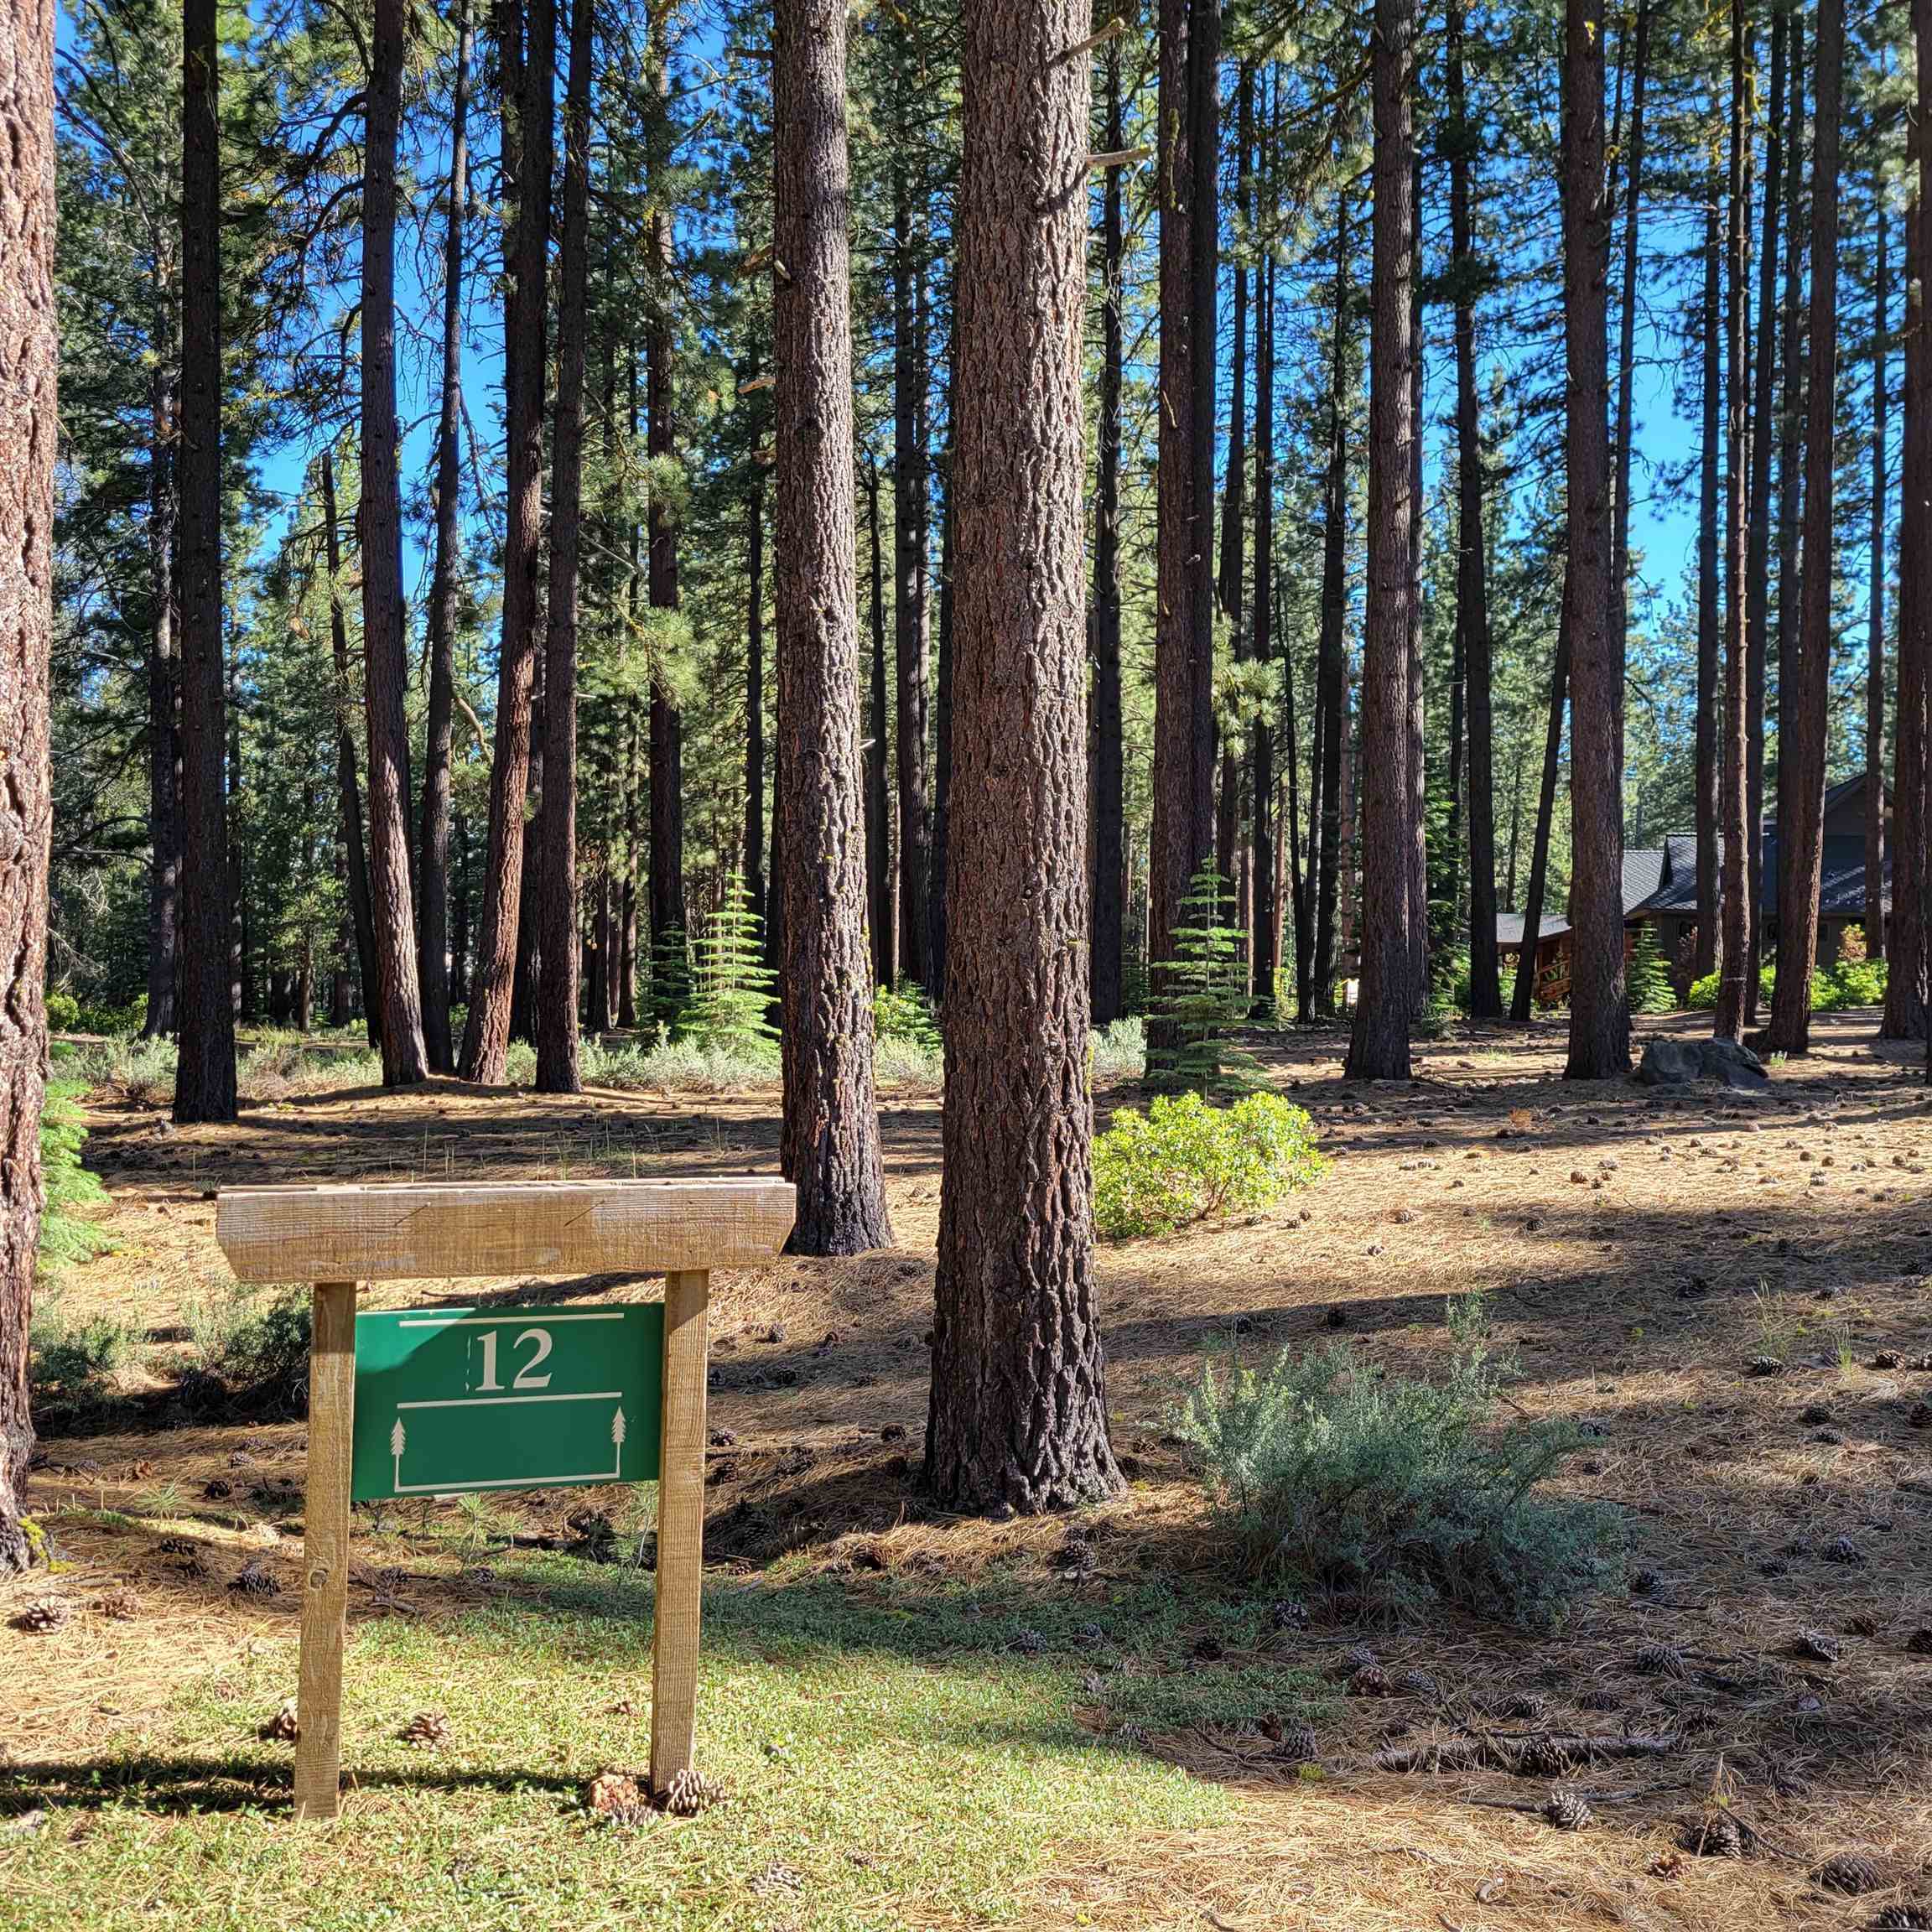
[216,1177,796,1284]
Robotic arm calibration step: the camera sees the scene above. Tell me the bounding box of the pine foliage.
[1148,867,1259,1097]
[681,877,776,1054]
[1626,923,1675,1013]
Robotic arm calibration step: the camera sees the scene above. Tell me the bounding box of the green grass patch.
[0,1555,1303,1931]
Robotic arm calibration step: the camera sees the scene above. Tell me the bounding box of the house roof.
[1495,911,1569,948]
[1629,832,1890,920]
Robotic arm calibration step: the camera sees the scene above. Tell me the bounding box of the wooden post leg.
[649,1268,709,1794]
[294,1280,356,1820]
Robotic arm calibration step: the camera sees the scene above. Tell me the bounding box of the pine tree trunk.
[319,452,380,1046]
[174,0,236,1122]
[865,462,894,987]
[0,0,55,1571]
[1313,197,1351,1015]
[1089,40,1125,1028]
[1694,200,1722,984]
[1511,609,1569,1024]
[619,700,641,1025]
[535,0,595,1093]
[927,0,1120,1515]
[361,0,428,1086]
[1150,0,1218,1006]
[144,327,180,1039]
[460,0,552,1083]
[1763,0,1839,1053]
[745,470,767,938]
[1611,0,1649,808]
[1347,0,1416,1081]
[1771,22,1804,1005]
[772,0,893,1255]
[1561,0,1626,1076]
[927,449,954,995]
[1448,0,1501,1021]
[891,151,932,990]
[418,0,472,1073]
[1867,192,1888,960]
[1251,126,1280,1017]
[1405,142,1428,1012]
[1882,80,1928,1042]
[1745,8,1785,1015]
[1714,0,1753,1043]
[1215,65,1252,900]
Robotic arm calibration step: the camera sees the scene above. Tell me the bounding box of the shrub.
[1093,1091,1322,1240]
[683,875,777,1054]
[38,1080,114,1272]
[75,1033,178,1105]
[1147,867,1259,1097]
[1089,1015,1146,1087]
[581,1034,780,1093]
[874,979,942,1053]
[29,1297,140,1419]
[1626,924,1675,1013]
[1171,1296,1618,1628]
[1820,958,1886,1009]
[183,1282,312,1417]
[1687,962,1776,1011]
[872,1032,944,1094]
[45,988,79,1031]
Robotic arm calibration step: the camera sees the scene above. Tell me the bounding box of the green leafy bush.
[75,1033,178,1104]
[1626,924,1675,1013]
[38,1081,114,1271]
[1147,867,1259,1097]
[1171,1296,1618,1628]
[29,1296,140,1424]
[183,1283,312,1417]
[1820,958,1887,1009]
[1686,963,1777,1011]
[44,989,79,1031]
[874,979,942,1053]
[683,876,777,1054]
[1093,1091,1322,1240]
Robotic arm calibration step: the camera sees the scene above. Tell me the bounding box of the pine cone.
[1397,1668,1442,1703]
[401,1711,449,1748]
[1481,1689,1549,1722]
[1825,1536,1867,1566]
[1346,1664,1393,1698]
[96,1587,140,1622]
[1333,1644,1379,1680]
[202,1478,234,1500]
[1542,1785,1592,1831]
[1680,1810,1748,1858]
[1745,1356,1786,1377]
[1269,1598,1309,1632]
[1872,1351,1903,1370]
[1868,1909,1932,1931]
[1265,1716,1319,1763]
[1794,1628,1841,1663]
[656,1767,714,1816]
[259,1698,300,1742]
[585,1769,645,1826]
[1634,1642,1688,1679]
[13,1598,70,1634]
[1813,1852,1885,1897]
[229,1560,280,1597]
[1515,1735,1576,1779]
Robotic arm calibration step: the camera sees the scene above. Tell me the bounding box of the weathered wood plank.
[648,1268,709,1794]
[216,1178,795,1283]
[293,1280,356,1820]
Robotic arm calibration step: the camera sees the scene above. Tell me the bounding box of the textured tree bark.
[1610,0,1650,755]
[1693,200,1722,984]
[927,0,1120,1516]
[418,0,473,1073]
[1250,138,1280,1017]
[1512,610,1570,1025]
[1150,0,1218,1005]
[1312,197,1351,1016]
[535,0,594,1093]
[361,0,428,1087]
[646,31,685,1013]
[1348,0,1416,1081]
[744,471,767,942]
[1089,39,1125,1029]
[772,0,893,1256]
[1215,65,1252,903]
[1867,193,1888,961]
[864,464,894,987]
[1763,0,1839,1056]
[892,147,932,991]
[1713,0,1753,1045]
[1405,140,1428,1013]
[460,0,552,1083]
[927,458,954,997]
[0,0,55,1571]
[174,0,236,1122]
[319,453,379,1046]
[1774,19,1805,1000]
[1883,66,1929,1043]
[1561,0,1627,1077]
[144,324,180,1040]
[619,702,641,1026]
[1447,0,1500,1021]
[1744,8,1784,1013]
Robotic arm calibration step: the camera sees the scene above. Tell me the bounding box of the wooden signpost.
[214,1177,795,1821]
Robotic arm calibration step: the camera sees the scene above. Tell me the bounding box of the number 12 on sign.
[349,1306,665,1501]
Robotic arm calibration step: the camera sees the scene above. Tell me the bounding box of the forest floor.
[5,1009,1932,1930]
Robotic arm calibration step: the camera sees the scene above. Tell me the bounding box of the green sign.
[350,1305,663,1501]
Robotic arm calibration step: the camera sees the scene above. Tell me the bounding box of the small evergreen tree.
[649,924,692,1041]
[1148,867,1260,1097]
[1626,922,1675,1014]
[681,878,776,1052]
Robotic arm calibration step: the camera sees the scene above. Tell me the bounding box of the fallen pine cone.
[1794,1628,1842,1664]
[1347,1664,1393,1698]
[1680,1810,1751,1859]
[229,1560,280,1597]
[1814,1852,1886,1897]
[12,1598,70,1634]
[1542,1785,1592,1831]
[585,1769,645,1826]
[1745,1356,1787,1377]
[259,1698,299,1742]
[655,1767,714,1817]
[95,1588,140,1622]
[400,1711,449,1748]
[1868,1909,1932,1931]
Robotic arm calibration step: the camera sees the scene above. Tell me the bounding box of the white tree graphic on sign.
[611,1406,626,1478]
[391,1416,407,1490]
